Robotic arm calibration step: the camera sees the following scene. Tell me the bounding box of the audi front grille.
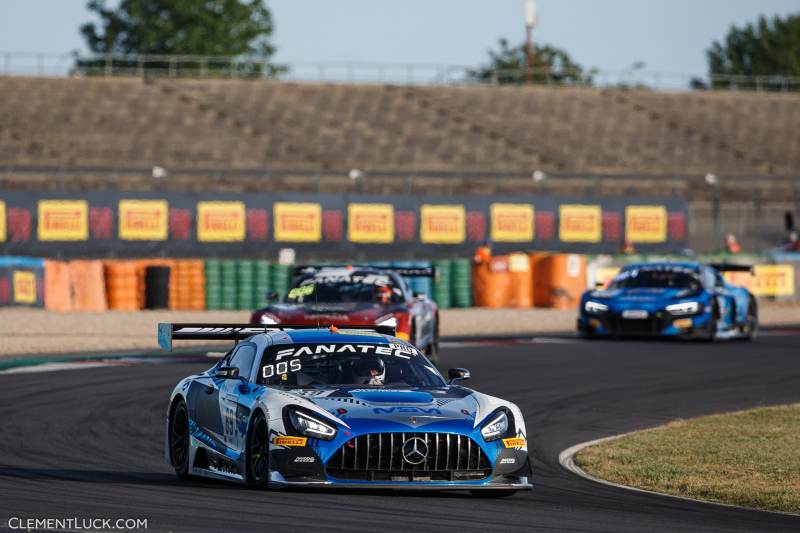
[326,432,492,482]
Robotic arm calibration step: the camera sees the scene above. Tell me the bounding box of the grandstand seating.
[0,76,798,176]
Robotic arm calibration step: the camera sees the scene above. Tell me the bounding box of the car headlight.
[288,408,337,440]
[584,300,609,314]
[375,315,398,328]
[480,411,509,442]
[665,301,699,315]
[260,313,280,325]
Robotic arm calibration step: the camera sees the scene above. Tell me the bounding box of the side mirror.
[215,366,239,379]
[413,292,427,300]
[214,366,250,393]
[594,282,604,289]
[448,368,471,385]
[265,291,279,302]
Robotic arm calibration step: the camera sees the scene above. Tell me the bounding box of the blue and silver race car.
[577,262,758,340]
[159,323,532,496]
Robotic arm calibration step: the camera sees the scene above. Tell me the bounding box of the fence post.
[169,56,176,77]
[137,56,144,77]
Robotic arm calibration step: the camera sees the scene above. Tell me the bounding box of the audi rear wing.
[157,323,397,351]
[708,263,754,274]
[293,265,436,278]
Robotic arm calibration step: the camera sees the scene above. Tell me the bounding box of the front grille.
[606,314,669,335]
[326,432,491,482]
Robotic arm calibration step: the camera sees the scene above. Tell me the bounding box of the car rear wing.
[157,323,397,351]
[709,263,754,274]
[293,265,436,278]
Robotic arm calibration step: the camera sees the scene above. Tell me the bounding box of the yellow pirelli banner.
[420,205,465,244]
[118,199,168,240]
[724,265,795,297]
[37,200,88,241]
[13,271,37,304]
[348,203,394,244]
[197,201,246,242]
[490,203,534,243]
[626,205,667,243]
[274,202,322,242]
[0,201,6,242]
[559,204,601,243]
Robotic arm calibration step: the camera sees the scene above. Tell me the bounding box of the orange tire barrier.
[105,260,140,311]
[529,252,550,307]
[508,253,533,308]
[44,260,72,311]
[68,260,108,311]
[473,255,513,308]
[174,260,206,310]
[533,254,586,310]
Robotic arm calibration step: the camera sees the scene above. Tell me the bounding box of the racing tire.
[246,411,270,489]
[702,301,719,342]
[471,490,517,498]
[169,399,191,480]
[740,297,758,341]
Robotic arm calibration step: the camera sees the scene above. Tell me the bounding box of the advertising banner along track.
[0,192,688,259]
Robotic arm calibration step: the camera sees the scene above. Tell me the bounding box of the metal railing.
[2,51,800,92]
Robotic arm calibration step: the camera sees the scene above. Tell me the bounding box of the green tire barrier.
[451,258,472,308]
[254,260,271,307]
[220,260,238,310]
[204,259,223,310]
[237,260,256,310]
[433,259,452,309]
[271,264,292,300]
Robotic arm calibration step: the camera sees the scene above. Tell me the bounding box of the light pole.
[525,0,538,84]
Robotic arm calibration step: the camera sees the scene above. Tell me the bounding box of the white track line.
[558,433,800,518]
[0,361,120,375]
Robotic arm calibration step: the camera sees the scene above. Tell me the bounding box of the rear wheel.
[741,297,758,341]
[246,411,270,488]
[169,399,191,480]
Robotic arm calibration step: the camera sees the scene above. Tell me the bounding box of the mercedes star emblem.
[401,437,429,465]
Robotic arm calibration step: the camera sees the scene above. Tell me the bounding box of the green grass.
[576,403,800,514]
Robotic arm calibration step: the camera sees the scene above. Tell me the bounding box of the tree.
[77,0,283,77]
[700,14,800,90]
[469,38,594,86]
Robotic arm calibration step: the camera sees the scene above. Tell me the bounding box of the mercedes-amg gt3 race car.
[577,262,758,340]
[251,266,439,362]
[159,323,532,496]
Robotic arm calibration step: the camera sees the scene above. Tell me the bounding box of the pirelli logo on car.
[502,437,526,449]
[272,436,308,447]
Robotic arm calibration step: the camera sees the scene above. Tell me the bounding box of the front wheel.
[169,399,191,480]
[246,411,270,488]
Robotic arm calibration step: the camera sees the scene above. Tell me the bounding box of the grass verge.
[575,403,800,514]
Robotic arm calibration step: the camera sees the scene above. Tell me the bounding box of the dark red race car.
[250,266,440,363]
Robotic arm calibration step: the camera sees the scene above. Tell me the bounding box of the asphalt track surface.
[1,334,799,532]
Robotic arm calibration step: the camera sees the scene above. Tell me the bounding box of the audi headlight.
[260,313,280,325]
[480,411,509,442]
[584,300,609,314]
[665,301,699,315]
[288,408,337,440]
[375,315,398,328]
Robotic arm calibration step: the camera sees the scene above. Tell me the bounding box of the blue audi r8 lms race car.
[577,262,758,340]
[159,323,532,496]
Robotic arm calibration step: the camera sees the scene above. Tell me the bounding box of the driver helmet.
[353,356,385,385]
[376,285,393,303]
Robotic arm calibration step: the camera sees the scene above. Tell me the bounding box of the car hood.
[592,287,698,305]
[284,387,481,434]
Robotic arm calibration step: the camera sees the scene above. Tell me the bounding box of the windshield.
[286,271,403,304]
[610,268,701,290]
[256,342,445,388]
